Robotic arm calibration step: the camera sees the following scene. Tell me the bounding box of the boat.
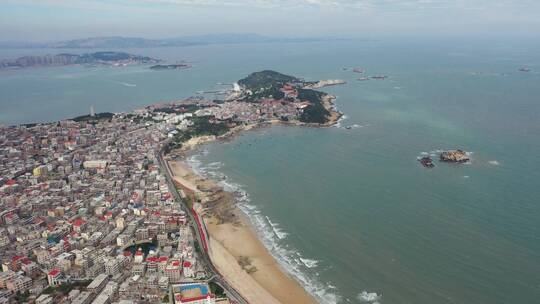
[518,67,531,72]
[371,75,387,80]
[353,68,364,73]
[357,77,370,81]
[418,156,435,168]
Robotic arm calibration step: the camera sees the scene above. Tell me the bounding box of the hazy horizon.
[1,0,540,42]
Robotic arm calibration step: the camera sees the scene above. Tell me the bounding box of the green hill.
[238,70,298,101]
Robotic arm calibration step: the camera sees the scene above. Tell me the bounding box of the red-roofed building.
[146,256,159,272]
[134,248,144,263]
[10,255,25,271]
[175,294,216,304]
[147,257,159,263]
[72,218,86,233]
[2,211,17,225]
[47,268,63,286]
[165,260,183,283]
[183,260,195,278]
[158,256,169,272]
[281,84,298,99]
[62,239,71,251]
[20,259,38,277]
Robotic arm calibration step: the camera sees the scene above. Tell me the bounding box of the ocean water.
[2,39,540,303]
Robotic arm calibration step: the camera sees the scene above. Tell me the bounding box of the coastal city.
[0,71,341,304]
[0,111,225,304]
[2,1,539,303]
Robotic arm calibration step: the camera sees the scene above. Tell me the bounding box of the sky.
[0,0,539,41]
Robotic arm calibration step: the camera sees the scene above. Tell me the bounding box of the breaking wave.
[357,291,382,303]
[266,216,289,240]
[334,114,348,128]
[117,81,137,87]
[186,151,342,304]
[300,258,319,268]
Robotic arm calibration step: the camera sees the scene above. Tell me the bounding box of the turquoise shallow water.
[1,39,540,303]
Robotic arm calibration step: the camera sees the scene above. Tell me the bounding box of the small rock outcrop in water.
[418,156,435,168]
[440,150,470,163]
[150,64,191,70]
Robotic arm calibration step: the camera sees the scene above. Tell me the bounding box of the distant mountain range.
[0,33,346,49]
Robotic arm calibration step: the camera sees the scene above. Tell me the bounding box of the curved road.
[157,144,248,304]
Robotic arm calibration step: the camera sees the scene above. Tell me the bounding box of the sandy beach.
[167,158,317,304]
[163,96,342,303]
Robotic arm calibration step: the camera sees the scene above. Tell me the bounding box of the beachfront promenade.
[157,143,249,304]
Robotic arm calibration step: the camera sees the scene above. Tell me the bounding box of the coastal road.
[156,144,249,304]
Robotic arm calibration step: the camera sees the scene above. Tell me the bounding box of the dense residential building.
[0,97,272,303]
[47,269,63,286]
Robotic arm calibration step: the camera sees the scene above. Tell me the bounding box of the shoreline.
[168,158,318,304]
[166,98,341,303]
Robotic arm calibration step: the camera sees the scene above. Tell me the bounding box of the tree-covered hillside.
[238,70,297,101]
[297,89,330,124]
[237,70,332,124]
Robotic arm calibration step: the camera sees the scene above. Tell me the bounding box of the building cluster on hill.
[200,99,305,123]
[0,113,222,304]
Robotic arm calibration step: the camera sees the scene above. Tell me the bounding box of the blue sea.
[1,38,539,303]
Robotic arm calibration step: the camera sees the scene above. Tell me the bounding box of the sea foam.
[117,81,137,87]
[357,291,382,303]
[334,114,347,128]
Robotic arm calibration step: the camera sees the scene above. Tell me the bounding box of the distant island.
[0,51,159,69]
[150,63,192,70]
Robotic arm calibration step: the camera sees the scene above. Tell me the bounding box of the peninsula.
[161,70,342,303]
[0,70,341,304]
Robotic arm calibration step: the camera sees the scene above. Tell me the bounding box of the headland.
[162,70,344,303]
